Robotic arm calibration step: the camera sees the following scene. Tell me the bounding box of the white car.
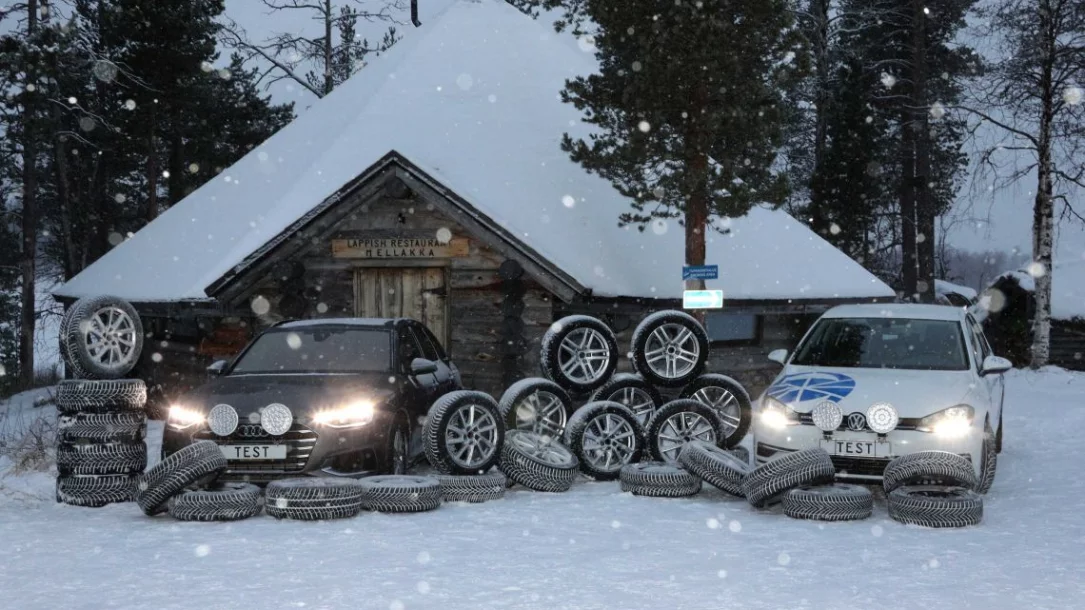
[752,304,1010,490]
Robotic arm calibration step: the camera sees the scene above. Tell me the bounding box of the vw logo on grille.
[846,413,867,431]
[236,424,268,438]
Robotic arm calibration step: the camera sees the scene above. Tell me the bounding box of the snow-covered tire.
[135,441,228,516]
[61,295,144,380]
[888,485,983,528]
[679,374,751,448]
[645,399,729,464]
[55,379,146,415]
[782,484,873,521]
[167,483,263,522]
[539,315,619,393]
[499,430,579,492]
[882,451,978,494]
[424,391,504,475]
[589,373,663,424]
[498,378,574,437]
[743,448,835,508]
[56,441,147,476]
[629,310,709,388]
[358,475,442,513]
[56,474,134,507]
[976,422,997,495]
[57,412,146,444]
[562,401,645,481]
[677,440,748,497]
[436,472,507,503]
[265,478,364,520]
[619,462,702,498]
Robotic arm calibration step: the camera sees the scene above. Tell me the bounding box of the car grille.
[830,456,892,478]
[194,424,318,479]
[797,413,920,431]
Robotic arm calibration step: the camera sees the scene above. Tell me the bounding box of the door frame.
[351,261,451,350]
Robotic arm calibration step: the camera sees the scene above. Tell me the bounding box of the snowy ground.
[2,369,1084,610]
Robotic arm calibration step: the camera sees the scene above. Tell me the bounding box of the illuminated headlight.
[167,405,205,431]
[866,402,899,433]
[759,396,799,430]
[918,405,974,437]
[313,401,375,429]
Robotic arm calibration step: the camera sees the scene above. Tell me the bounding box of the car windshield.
[229,327,391,374]
[791,317,969,371]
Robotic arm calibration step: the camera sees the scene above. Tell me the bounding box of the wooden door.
[354,267,448,348]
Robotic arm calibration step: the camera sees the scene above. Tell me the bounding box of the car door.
[396,324,436,414]
[415,323,460,393]
[968,314,1004,421]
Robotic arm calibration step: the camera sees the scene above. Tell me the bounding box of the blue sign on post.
[682,265,719,280]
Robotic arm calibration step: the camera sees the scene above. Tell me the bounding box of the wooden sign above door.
[331,231,469,259]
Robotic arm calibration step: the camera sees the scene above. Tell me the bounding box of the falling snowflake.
[871,525,884,537]
[829,223,842,235]
[416,582,431,594]
[777,551,791,566]
[456,73,474,90]
[124,99,136,110]
[929,102,946,119]
[151,353,163,363]
[67,96,77,105]
[577,35,596,53]
[728,520,742,532]
[632,61,643,72]
[717,569,728,579]
[637,120,651,133]
[316,302,329,314]
[651,218,668,235]
[0,364,6,377]
[194,544,211,557]
[706,518,721,529]
[1064,86,1083,106]
[611,520,621,529]
[881,73,897,88]
[488,94,497,103]
[200,61,214,73]
[436,228,452,244]
[188,163,200,174]
[389,601,404,610]
[1027,261,1047,278]
[107,232,124,246]
[285,333,302,350]
[562,194,576,208]
[217,68,231,80]
[250,296,271,316]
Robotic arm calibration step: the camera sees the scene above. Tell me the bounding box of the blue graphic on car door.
[766,372,856,404]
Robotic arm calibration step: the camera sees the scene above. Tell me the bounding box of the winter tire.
[679,374,751,448]
[589,373,663,424]
[562,401,645,481]
[135,441,228,516]
[539,315,619,393]
[499,430,579,492]
[888,485,983,528]
[677,440,749,497]
[619,462,702,498]
[730,446,751,466]
[167,482,263,522]
[56,441,147,476]
[782,484,873,521]
[57,412,146,444]
[264,478,365,521]
[882,451,978,494]
[436,472,507,503]
[61,295,144,380]
[743,448,835,508]
[424,391,504,475]
[645,399,729,464]
[629,310,709,388]
[56,474,134,507]
[498,378,574,437]
[358,475,442,513]
[976,422,997,495]
[55,379,146,415]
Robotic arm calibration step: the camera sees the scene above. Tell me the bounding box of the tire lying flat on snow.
[56,474,134,507]
[55,379,147,415]
[424,391,505,475]
[499,430,579,492]
[619,462,702,498]
[882,451,977,494]
[888,485,983,528]
[56,440,147,476]
[61,295,145,380]
[167,482,263,522]
[629,310,709,388]
[743,448,836,508]
[264,478,365,521]
[436,472,507,503]
[359,475,442,513]
[135,441,228,516]
[782,484,873,521]
[539,315,619,393]
[57,412,146,444]
[679,374,752,448]
[498,378,574,437]
[562,401,645,481]
[677,440,749,497]
[645,399,729,464]
[589,373,663,425]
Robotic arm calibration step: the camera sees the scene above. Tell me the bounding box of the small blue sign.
[682,290,725,310]
[682,265,719,280]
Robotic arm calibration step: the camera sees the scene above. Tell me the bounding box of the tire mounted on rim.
[589,373,663,425]
[499,430,579,492]
[498,378,574,437]
[645,399,729,464]
[539,316,619,393]
[424,391,505,475]
[629,310,709,388]
[562,401,645,481]
[679,374,752,448]
[61,295,145,380]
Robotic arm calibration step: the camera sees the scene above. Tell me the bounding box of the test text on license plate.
[819,439,890,458]
[221,445,287,460]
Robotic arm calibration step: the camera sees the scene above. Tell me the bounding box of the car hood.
[763,365,981,418]
[180,373,399,418]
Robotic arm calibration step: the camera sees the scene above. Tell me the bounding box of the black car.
[162,318,463,482]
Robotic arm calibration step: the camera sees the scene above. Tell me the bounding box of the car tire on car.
[358,475,442,513]
[629,310,709,388]
[55,379,147,416]
[562,401,645,481]
[424,391,505,475]
[167,482,264,522]
[499,430,579,492]
[58,412,147,444]
[743,448,836,508]
[976,422,998,495]
[589,373,663,425]
[887,485,983,528]
[56,440,147,476]
[539,315,620,394]
[498,378,574,438]
[782,484,873,521]
[619,462,702,498]
[134,441,228,516]
[679,374,752,448]
[55,474,134,507]
[645,399,729,464]
[61,295,145,380]
[435,472,507,503]
[677,440,749,497]
[882,451,978,494]
[264,478,365,521]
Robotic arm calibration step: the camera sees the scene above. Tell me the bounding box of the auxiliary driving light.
[260,403,294,436]
[207,404,239,436]
[811,401,843,432]
[866,402,899,434]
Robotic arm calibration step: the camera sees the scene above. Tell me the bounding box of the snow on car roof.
[53,0,894,304]
[935,279,978,301]
[822,303,967,321]
[275,318,398,329]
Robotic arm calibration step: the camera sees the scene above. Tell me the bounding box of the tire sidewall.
[428,392,505,475]
[631,311,709,388]
[540,317,619,393]
[645,400,728,463]
[679,374,752,448]
[564,402,644,480]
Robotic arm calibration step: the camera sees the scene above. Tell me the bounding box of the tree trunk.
[145,102,159,223]
[168,127,185,205]
[324,0,334,97]
[911,0,935,303]
[1030,7,1057,369]
[18,0,40,389]
[807,0,832,234]
[898,110,917,300]
[683,81,711,324]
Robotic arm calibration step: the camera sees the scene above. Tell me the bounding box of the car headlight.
[167,404,205,431]
[918,405,974,437]
[759,396,800,430]
[312,400,375,429]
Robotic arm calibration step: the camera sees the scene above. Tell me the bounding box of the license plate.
[220,444,287,460]
[820,439,890,458]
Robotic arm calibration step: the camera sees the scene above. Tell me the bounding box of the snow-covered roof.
[935,279,978,301]
[823,303,965,321]
[54,0,895,304]
[995,259,1085,320]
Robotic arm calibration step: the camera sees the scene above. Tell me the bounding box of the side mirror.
[207,360,228,376]
[410,358,438,376]
[980,355,1012,376]
[767,349,788,365]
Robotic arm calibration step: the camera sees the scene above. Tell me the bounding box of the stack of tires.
[883,451,984,528]
[55,296,149,508]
